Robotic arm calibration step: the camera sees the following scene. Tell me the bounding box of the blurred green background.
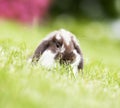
[50,0,120,19]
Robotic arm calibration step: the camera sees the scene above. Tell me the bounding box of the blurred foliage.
[50,0,120,19]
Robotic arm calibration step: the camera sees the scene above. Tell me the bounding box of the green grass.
[0,20,120,108]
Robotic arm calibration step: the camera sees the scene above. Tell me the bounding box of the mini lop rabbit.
[32,29,83,76]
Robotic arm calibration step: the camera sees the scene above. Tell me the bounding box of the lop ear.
[71,35,81,54]
[32,31,58,63]
[72,35,83,70]
[32,40,49,62]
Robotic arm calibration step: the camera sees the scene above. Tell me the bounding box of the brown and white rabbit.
[32,29,83,76]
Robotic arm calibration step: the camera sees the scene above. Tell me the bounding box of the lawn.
[0,19,120,108]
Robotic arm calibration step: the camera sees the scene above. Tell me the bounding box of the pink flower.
[0,0,52,24]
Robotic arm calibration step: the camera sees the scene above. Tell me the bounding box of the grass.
[0,19,120,108]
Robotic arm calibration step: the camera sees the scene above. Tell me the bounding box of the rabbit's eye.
[55,42,62,48]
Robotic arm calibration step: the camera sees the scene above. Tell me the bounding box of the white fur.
[59,29,71,46]
[60,44,65,53]
[71,50,81,76]
[38,50,56,68]
[56,34,61,40]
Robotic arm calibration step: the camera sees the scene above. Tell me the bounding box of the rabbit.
[32,29,83,76]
